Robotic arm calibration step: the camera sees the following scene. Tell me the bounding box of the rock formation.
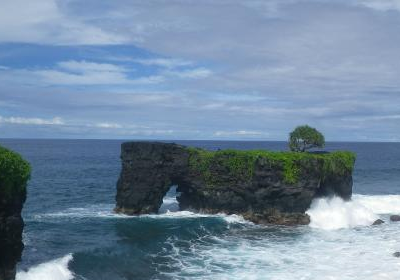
[372,219,385,225]
[0,146,30,280]
[115,142,355,225]
[390,215,400,222]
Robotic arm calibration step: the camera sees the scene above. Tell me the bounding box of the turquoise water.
[1,139,399,280]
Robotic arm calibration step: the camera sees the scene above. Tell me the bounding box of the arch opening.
[158,185,182,214]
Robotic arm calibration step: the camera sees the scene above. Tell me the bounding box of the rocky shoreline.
[115,142,355,225]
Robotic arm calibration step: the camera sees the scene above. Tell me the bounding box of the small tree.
[289,125,325,152]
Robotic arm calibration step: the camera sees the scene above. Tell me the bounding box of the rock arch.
[115,142,354,225]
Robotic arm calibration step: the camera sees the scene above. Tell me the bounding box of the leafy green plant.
[187,147,355,186]
[289,125,325,152]
[0,145,31,196]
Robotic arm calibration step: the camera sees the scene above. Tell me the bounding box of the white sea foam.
[306,196,378,230]
[35,194,400,230]
[157,203,400,280]
[33,204,250,224]
[353,194,400,214]
[32,204,128,219]
[307,194,400,230]
[16,254,74,280]
[142,211,252,224]
[158,218,400,280]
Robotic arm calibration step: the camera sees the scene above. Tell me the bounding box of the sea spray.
[16,254,74,280]
[353,194,400,214]
[306,196,378,230]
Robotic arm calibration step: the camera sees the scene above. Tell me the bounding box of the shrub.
[0,145,31,196]
[289,125,325,152]
[187,147,355,185]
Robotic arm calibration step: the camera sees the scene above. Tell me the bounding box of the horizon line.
[0,137,399,144]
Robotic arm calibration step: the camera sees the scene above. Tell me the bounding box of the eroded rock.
[115,142,355,225]
[390,215,400,222]
[372,219,385,225]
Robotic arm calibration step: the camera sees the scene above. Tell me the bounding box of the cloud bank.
[0,0,399,141]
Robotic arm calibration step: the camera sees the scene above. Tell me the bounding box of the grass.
[187,147,355,186]
[0,145,31,196]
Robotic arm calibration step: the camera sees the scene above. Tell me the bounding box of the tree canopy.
[289,125,325,152]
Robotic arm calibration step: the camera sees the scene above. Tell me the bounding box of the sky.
[0,0,400,141]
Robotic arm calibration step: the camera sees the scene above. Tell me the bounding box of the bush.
[0,145,31,196]
[289,125,325,152]
[187,147,355,185]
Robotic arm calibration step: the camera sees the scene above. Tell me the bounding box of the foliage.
[0,145,31,196]
[289,125,325,152]
[187,147,355,186]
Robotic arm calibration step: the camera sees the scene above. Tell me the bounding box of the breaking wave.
[307,194,400,230]
[31,204,250,224]
[16,254,74,280]
[353,194,400,214]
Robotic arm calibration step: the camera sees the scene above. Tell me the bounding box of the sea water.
[0,140,399,280]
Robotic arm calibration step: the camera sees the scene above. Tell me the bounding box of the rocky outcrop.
[115,142,355,225]
[0,146,30,280]
[390,215,400,222]
[372,219,385,225]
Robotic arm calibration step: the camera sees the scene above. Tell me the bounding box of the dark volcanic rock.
[372,219,385,225]
[0,146,30,280]
[0,189,26,280]
[115,142,354,225]
[390,215,400,222]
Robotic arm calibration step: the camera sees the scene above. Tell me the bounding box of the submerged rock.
[372,219,385,225]
[390,215,400,222]
[115,142,355,225]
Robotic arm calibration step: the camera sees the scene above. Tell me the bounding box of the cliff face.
[0,147,30,280]
[115,142,355,225]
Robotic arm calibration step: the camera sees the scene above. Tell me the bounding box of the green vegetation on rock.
[187,147,355,186]
[0,145,31,196]
[289,125,325,152]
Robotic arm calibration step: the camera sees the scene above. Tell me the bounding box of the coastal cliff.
[0,146,30,280]
[115,142,355,225]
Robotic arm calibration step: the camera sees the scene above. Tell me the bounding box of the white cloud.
[0,60,166,86]
[1,1,400,140]
[342,114,400,122]
[214,130,269,137]
[95,122,122,129]
[166,68,212,79]
[358,0,400,11]
[0,116,64,125]
[58,60,125,73]
[0,0,126,45]
[0,65,9,70]
[35,69,128,85]
[0,58,211,86]
[134,58,192,68]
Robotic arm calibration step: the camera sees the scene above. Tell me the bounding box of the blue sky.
[1,0,400,141]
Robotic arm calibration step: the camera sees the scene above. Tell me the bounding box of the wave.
[32,204,128,220]
[32,194,400,230]
[306,196,378,230]
[307,194,400,230]
[32,204,250,224]
[352,194,400,214]
[16,254,74,280]
[146,210,252,224]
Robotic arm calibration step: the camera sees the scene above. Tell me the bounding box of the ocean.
[0,139,399,280]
